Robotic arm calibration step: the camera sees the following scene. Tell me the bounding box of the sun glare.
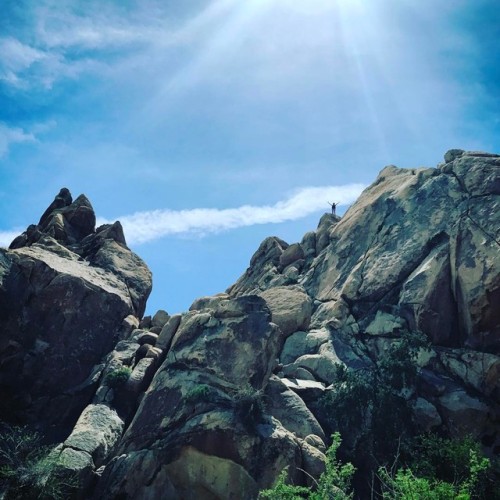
[276,0,343,15]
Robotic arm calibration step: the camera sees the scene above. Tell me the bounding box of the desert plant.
[259,469,310,499]
[378,467,469,500]
[0,424,76,499]
[105,365,132,388]
[259,433,355,499]
[185,384,212,403]
[233,384,266,429]
[409,434,493,499]
[320,332,428,466]
[378,433,492,500]
[311,432,355,500]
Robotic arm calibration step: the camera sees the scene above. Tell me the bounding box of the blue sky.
[1,0,499,315]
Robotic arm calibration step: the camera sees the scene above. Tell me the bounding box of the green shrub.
[259,433,355,499]
[0,424,76,499]
[409,434,493,499]
[379,467,469,500]
[259,470,310,499]
[233,384,266,430]
[378,433,492,500]
[185,384,212,403]
[260,430,495,500]
[320,332,427,466]
[105,366,132,388]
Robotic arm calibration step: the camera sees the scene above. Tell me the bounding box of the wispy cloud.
[0,123,37,157]
[0,37,47,87]
[0,34,104,89]
[99,184,366,245]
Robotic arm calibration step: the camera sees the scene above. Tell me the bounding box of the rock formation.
[0,189,152,438]
[0,150,498,499]
[93,150,498,498]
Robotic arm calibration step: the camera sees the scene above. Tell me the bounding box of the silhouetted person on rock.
[329,201,338,215]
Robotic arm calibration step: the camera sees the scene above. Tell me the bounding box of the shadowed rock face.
[0,189,152,437]
[94,295,325,499]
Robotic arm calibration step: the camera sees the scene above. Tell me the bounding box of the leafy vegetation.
[259,470,311,500]
[411,435,489,491]
[0,424,76,500]
[259,432,493,500]
[305,331,499,498]
[379,468,470,500]
[379,440,491,500]
[105,365,132,388]
[185,383,212,403]
[405,434,496,499]
[320,332,428,467]
[260,433,354,500]
[233,384,267,430]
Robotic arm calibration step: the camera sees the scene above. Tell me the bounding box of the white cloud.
[0,1,220,90]
[0,184,365,249]
[0,37,46,71]
[0,123,37,157]
[0,229,23,248]
[98,184,366,245]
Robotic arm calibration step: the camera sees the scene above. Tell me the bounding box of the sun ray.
[334,0,390,157]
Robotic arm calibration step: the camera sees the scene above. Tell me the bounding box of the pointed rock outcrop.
[0,189,152,437]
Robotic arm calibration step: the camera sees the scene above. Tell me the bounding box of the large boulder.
[228,237,288,295]
[227,150,499,457]
[259,286,313,337]
[265,376,325,441]
[63,404,124,466]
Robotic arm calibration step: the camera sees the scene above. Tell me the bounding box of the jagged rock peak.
[0,188,152,436]
[38,187,73,226]
[10,188,100,250]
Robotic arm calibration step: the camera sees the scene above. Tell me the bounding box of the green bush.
[233,384,266,430]
[259,470,310,499]
[409,434,493,499]
[185,384,212,403]
[105,366,132,388]
[378,467,469,500]
[320,332,427,466]
[379,441,491,500]
[260,431,493,500]
[0,424,75,499]
[259,432,355,499]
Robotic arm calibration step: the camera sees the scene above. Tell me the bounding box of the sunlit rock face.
[230,150,500,353]
[91,150,499,499]
[226,149,500,455]
[0,189,152,437]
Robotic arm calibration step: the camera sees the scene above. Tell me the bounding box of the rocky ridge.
[0,149,498,499]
